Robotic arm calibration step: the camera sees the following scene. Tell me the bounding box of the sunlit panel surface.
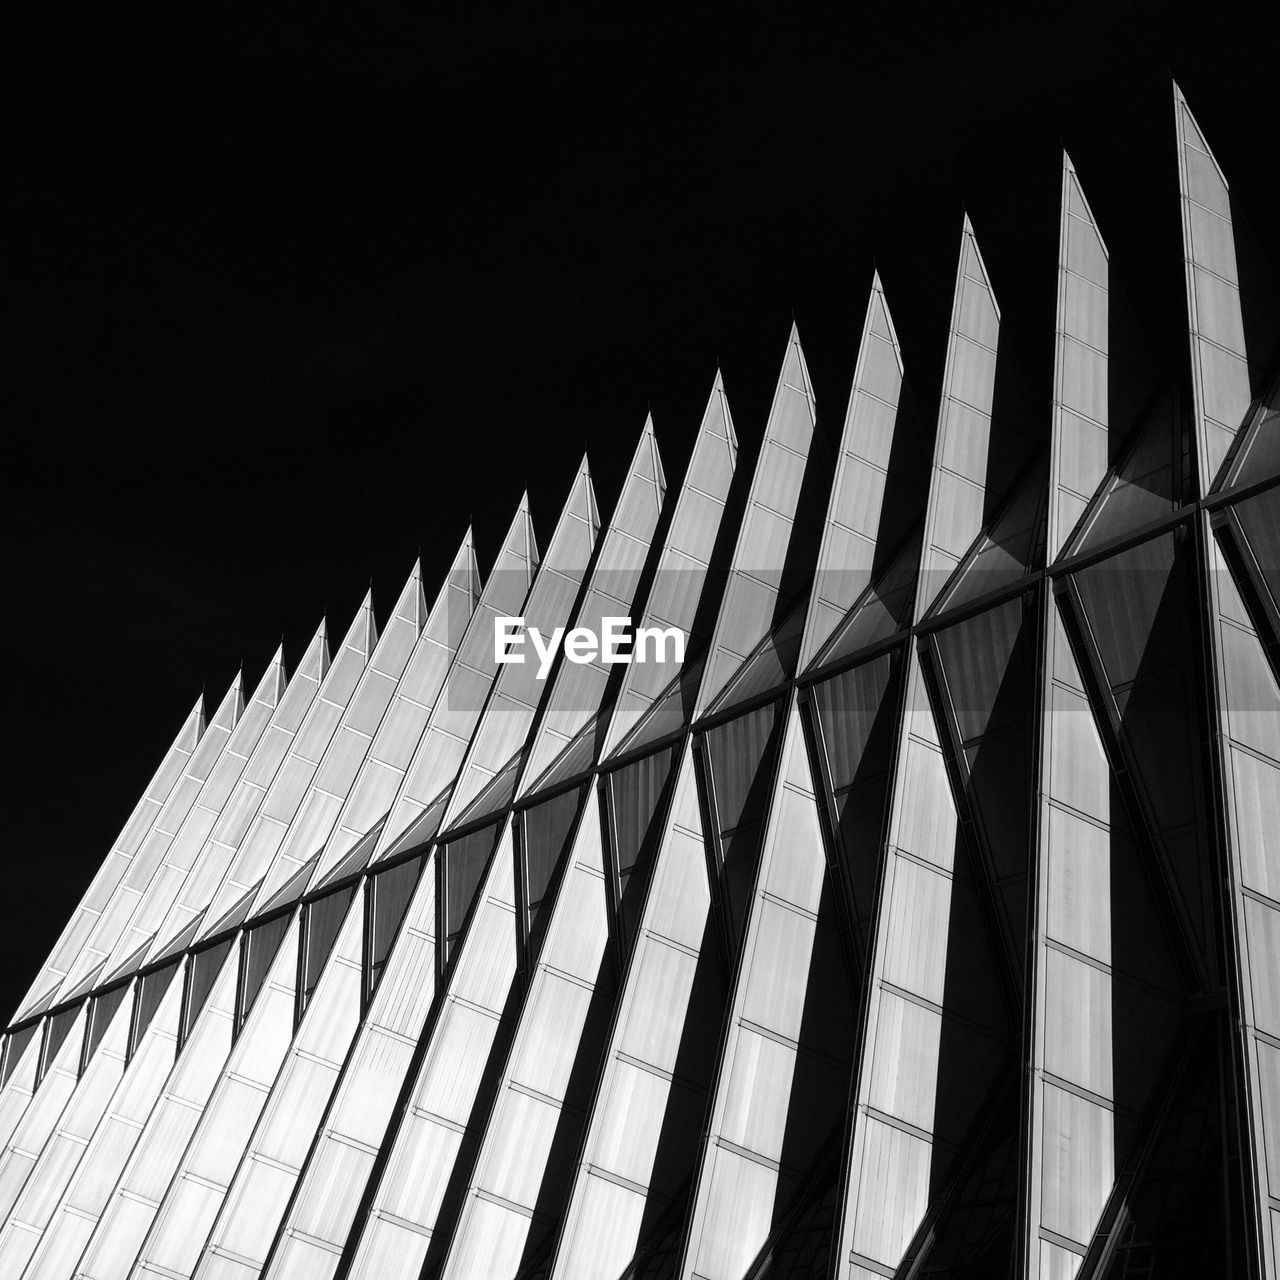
[4,81,1279,1280]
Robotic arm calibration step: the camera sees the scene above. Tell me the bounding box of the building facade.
[2,86,1278,1279]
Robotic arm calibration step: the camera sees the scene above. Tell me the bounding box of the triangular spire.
[353,588,378,657]
[496,490,540,585]
[250,644,288,713]
[133,619,329,970]
[48,666,249,1001]
[1049,151,1111,559]
[250,557,437,913]
[915,215,1035,616]
[520,423,668,792]
[368,561,429,676]
[694,327,827,717]
[801,273,925,669]
[300,616,330,681]
[440,456,599,828]
[1173,81,1252,492]
[304,529,485,891]
[190,595,378,938]
[603,374,738,757]
[371,494,541,861]
[178,695,207,753]
[454,525,483,615]
[207,670,245,737]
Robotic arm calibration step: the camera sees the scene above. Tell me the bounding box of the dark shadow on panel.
[769,875,856,1240]
[807,650,901,960]
[772,428,832,634]
[1072,534,1215,988]
[742,1123,844,1279]
[1097,1019,1245,1279]
[1108,783,1186,1166]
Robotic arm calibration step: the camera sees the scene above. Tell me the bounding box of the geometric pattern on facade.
[3,84,1279,1279]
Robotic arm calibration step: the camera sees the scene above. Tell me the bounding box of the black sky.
[4,4,1278,1021]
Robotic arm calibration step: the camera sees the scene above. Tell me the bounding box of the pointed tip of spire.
[576,451,592,480]
[516,488,531,514]
[788,316,802,343]
[641,412,655,437]
[961,209,976,237]
[1171,76,1187,109]
[711,367,725,394]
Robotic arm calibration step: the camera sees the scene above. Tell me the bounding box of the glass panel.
[817,524,921,670]
[1,1025,38,1089]
[706,592,809,717]
[132,960,180,1059]
[1221,396,1280,493]
[1069,384,1191,557]
[441,821,502,965]
[928,456,1048,618]
[700,700,784,950]
[606,744,678,960]
[39,1005,82,1085]
[83,984,129,1073]
[520,785,585,962]
[1232,488,1280,621]
[237,913,292,1033]
[183,941,232,1048]
[808,650,901,948]
[301,887,356,1015]
[366,855,425,1000]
